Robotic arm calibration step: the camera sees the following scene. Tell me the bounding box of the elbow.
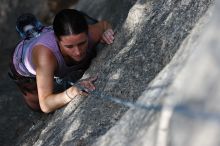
[39,101,53,114]
[41,107,52,114]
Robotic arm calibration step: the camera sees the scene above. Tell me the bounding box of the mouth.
[73,54,86,61]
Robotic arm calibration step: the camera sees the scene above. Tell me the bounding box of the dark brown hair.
[53,9,88,40]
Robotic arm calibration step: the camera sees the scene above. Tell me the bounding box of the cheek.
[82,46,87,53]
[60,46,72,57]
[82,43,88,52]
[79,44,88,54]
[60,46,68,54]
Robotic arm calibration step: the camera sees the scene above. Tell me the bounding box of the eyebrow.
[63,39,88,48]
[64,44,74,48]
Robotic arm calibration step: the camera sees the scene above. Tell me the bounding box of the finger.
[106,31,115,42]
[110,35,114,41]
[103,34,112,44]
[105,29,114,34]
[84,81,95,91]
[108,29,115,35]
[89,76,98,82]
[103,31,113,40]
[105,30,113,39]
[106,31,114,41]
[103,34,110,43]
[107,30,115,42]
[89,82,96,90]
[102,36,111,44]
[103,29,115,43]
[83,81,95,91]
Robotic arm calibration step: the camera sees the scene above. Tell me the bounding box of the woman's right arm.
[88,20,115,45]
[32,45,82,113]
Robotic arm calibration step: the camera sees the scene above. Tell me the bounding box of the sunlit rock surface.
[1,0,219,146]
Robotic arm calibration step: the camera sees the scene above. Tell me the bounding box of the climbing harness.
[9,11,99,96]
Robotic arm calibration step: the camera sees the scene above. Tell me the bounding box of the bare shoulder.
[32,45,58,69]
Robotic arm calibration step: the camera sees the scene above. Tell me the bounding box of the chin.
[73,56,85,62]
[74,58,83,62]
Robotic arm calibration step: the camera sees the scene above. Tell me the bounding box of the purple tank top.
[13,27,95,79]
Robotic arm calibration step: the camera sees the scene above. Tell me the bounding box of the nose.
[74,46,81,56]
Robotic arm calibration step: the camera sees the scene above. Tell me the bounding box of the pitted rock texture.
[0,0,218,146]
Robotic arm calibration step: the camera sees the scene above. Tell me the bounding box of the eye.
[78,40,87,46]
[65,45,74,48]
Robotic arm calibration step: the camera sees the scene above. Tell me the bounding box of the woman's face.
[58,32,88,62]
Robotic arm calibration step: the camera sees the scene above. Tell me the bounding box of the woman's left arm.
[88,20,115,45]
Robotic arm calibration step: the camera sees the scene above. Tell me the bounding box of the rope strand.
[66,80,220,123]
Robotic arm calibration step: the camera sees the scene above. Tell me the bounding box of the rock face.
[1,0,219,146]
